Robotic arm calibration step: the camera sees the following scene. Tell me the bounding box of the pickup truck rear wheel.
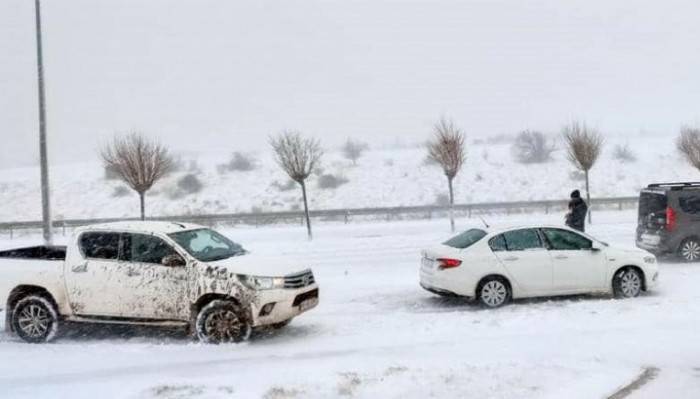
[11,295,59,343]
[195,300,251,344]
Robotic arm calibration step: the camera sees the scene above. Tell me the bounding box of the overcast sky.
[1,0,699,167]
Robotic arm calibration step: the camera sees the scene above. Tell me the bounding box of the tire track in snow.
[607,367,660,399]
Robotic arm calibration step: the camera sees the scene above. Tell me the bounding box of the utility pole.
[35,0,53,244]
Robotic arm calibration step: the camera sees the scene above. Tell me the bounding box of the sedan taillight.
[437,258,462,269]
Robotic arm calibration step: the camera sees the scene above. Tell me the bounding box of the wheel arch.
[5,285,60,333]
[189,293,249,329]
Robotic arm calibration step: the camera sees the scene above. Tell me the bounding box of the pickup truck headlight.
[239,275,285,290]
[643,256,656,264]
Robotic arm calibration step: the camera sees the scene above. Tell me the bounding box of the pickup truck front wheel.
[11,295,59,343]
[195,300,251,344]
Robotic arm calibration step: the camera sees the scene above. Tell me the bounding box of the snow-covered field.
[0,134,695,222]
[1,210,699,398]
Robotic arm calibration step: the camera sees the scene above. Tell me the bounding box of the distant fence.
[0,196,638,238]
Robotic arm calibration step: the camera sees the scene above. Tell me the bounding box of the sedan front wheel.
[613,268,643,298]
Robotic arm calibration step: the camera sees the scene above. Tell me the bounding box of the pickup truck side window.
[79,232,120,260]
[121,233,179,265]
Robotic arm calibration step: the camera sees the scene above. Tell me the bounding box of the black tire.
[195,300,251,344]
[678,238,700,262]
[476,277,511,308]
[613,268,643,298]
[11,295,59,343]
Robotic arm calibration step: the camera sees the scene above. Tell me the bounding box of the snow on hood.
[206,252,310,277]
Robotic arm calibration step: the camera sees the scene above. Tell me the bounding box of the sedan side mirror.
[590,243,602,252]
[162,254,186,267]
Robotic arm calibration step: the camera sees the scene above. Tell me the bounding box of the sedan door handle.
[503,256,519,262]
[554,255,568,260]
[71,262,88,273]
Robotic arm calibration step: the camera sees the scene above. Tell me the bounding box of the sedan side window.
[543,229,592,250]
[489,235,507,252]
[502,229,543,251]
[121,233,180,265]
[79,232,120,260]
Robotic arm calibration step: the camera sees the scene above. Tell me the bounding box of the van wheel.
[195,300,251,344]
[11,295,59,343]
[613,268,643,298]
[679,238,700,262]
[477,277,511,308]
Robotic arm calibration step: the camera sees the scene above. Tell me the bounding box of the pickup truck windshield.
[168,229,246,262]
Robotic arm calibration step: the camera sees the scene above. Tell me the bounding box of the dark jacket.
[566,197,588,232]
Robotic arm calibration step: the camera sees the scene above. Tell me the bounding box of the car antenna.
[478,215,490,228]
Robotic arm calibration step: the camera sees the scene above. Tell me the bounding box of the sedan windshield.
[443,229,487,249]
[168,228,246,262]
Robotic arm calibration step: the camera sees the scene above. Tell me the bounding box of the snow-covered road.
[1,211,699,398]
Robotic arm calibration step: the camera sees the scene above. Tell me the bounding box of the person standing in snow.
[565,190,588,232]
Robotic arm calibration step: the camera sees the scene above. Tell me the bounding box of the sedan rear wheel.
[680,239,700,262]
[478,278,510,308]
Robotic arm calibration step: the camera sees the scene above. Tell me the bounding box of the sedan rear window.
[443,229,487,249]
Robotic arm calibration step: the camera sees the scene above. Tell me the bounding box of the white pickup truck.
[0,221,319,343]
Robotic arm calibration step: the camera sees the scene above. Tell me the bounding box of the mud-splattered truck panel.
[0,221,319,343]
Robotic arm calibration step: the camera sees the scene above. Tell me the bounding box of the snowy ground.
[1,210,699,398]
[0,135,695,222]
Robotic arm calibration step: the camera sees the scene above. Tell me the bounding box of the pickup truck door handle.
[126,268,141,277]
[554,255,568,260]
[503,256,519,262]
[71,262,88,273]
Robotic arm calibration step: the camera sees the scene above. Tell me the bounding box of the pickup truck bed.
[0,246,67,261]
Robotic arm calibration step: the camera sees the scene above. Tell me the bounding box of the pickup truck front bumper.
[250,284,319,327]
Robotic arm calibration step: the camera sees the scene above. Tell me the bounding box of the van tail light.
[437,258,462,269]
[666,206,677,231]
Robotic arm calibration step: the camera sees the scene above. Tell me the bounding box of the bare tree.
[342,138,369,165]
[427,118,466,232]
[512,130,556,163]
[101,133,174,220]
[677,126,700,171]
[270,131,323,239]
[562,121,604,224]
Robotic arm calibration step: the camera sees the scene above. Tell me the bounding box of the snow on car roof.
[472,224,581,235]
[76,221,205,234]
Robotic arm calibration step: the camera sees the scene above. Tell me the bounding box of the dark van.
[636,182,700,261]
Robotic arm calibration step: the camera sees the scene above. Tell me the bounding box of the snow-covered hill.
[0,135,694,222]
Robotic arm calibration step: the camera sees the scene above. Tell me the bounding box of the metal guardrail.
[0,196,638,238]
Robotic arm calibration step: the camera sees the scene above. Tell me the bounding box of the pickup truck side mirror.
[162,254,186,267]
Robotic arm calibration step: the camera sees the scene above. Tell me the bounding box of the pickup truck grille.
[284,270,315,289]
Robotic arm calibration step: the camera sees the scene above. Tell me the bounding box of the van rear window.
[639,192,667,218]
[443,229,487,249]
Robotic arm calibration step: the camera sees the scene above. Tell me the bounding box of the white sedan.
[420,225,659,308]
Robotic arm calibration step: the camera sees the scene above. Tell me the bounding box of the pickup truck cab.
[0,221,319,343]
